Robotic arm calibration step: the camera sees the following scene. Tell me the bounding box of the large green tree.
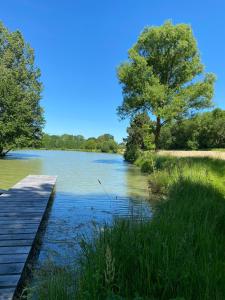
[117,21,215,150]
[0,22,44,156]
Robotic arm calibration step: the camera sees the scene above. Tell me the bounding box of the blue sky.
[1,0,225,142]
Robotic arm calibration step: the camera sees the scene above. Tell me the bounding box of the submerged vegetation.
[29,154,225,299]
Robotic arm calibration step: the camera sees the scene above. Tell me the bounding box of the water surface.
[0,150,150,264]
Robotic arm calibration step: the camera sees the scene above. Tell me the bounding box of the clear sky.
[1,0,225,142]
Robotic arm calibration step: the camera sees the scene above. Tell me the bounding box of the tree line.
[124,109,225,161]
[38,133,120,153]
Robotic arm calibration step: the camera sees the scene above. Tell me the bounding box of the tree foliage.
[0,22,44,156]
[117,21,215,150]
[124,109,225,161]
[159,109,225,150]
[124,112,154,162]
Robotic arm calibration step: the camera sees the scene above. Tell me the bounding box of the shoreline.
[11,148,124,155]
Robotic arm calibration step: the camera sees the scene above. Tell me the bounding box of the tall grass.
[25,263,77,300]
[29,155,225,299]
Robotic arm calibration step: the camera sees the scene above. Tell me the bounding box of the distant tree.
[117,21,215,150]
[100,142,110,153]
[104,139,118,153]
[97,134,114,142]
[85,137,97,150]
[197,109,225,149]
[0,22,44,156]
[40,134,119,153]
[96,134,118,153]
[158,108,225,150]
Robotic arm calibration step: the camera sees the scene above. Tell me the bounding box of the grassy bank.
[29,153,225,299]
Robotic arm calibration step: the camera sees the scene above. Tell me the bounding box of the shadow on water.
[92,158,123,165]
[4,151,41,160]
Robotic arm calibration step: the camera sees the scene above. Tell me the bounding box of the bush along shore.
[28,153,225,299]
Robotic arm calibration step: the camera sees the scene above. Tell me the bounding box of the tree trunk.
[155,116,161,151]
[0,147,12,158]
[0,147,4,157]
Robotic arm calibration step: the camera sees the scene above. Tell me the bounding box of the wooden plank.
[0,247,31,255]
[0,228,38,235]
[0,234,35,241]
[0,275,20,287]
[0,240,33,247]
[0,288,15,300]
[0,213,43,217]
[0,189,7,194]
[0,223,39,229]
[0,255,27,264]
[0,203,47,207]
[0,218,42,223]
[0,208,46,213]
[0,175,56,299]
[0,264,24,275]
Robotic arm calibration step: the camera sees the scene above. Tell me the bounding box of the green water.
[0,150,150,263]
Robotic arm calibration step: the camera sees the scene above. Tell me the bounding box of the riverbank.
[11,147,124,155]
[28,152,225,299]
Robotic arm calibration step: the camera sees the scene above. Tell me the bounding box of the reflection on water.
[0,150,150,264]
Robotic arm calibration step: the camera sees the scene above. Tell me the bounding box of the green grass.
[28,154,225,300]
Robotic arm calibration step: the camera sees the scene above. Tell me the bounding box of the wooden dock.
[0,175,57,300]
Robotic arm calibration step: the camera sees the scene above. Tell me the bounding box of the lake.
[0,150,150,265]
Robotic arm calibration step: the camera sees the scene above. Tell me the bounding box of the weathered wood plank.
[0,288,15,300]
[0,234,34,240]
[0,254,27,264]
[0,209,46,213]
[0,223,39,229]
[0,264,24,275]
[0,228,38,235]
[0,175,56,299]
[0,240,33,247]
[0,203,47,208]
[0,275,20,287]
[0,218,42,224]
[0,247,31,255]
[0,213,43,217]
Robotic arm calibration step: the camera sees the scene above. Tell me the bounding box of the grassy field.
[28,153,225,300]
[159,150,225,160]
